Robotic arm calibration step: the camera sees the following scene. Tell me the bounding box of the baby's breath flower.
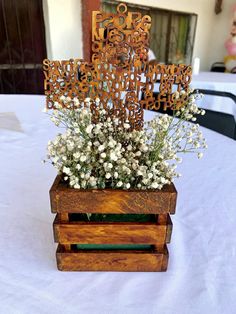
[63,166,70,175]
[197,152,203,159]
[45,89,207,190]
[98,145,105,152]
[86,125,93,134]
[80,155,87,162]
[151,182,158,189]
[101,152,106,159]
[110,152,118,161]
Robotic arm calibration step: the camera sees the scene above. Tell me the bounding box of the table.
[191,72,236,119]
[0,95,236,314]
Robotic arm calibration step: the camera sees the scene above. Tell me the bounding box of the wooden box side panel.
[49,176,61,212]
[56,244,169,271]
[50,176,177,214]
[53,215,172,245]
[166,214,173,243]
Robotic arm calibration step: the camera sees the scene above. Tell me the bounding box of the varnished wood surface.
[166,214,173,243]
[53,214,172,245]
[50,176,177,214]
[157,214,173,243]
[56,244,169,271]
[50,175,176,271]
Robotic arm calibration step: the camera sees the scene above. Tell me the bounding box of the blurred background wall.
[1,0,235,94]
[43,0,83,60]
[42,0,235,70]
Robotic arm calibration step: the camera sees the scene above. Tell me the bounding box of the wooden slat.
[59,213,69,222]
[49,175,61,212]
[56,212,70,251]
[56,244,169,271]
[166,214,173,243]
[53,214,169,245]
[157,214,173,243]
[50,176,177,214]
[158,214,168,224]
[161,245,169,271]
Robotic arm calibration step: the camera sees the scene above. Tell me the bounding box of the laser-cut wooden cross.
[43,3,192,130]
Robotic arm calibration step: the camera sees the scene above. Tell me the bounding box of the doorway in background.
[0,0,47,94]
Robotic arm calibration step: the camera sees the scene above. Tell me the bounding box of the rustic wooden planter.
[50,175,177,272]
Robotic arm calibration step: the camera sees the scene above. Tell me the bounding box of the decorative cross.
[43,3,192,130]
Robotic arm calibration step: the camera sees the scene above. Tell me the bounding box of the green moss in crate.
[72,214,156,250]
[70,213,156,223]
[75,244,153,250]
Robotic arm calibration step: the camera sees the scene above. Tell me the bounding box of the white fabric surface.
[0,112,23,132]
[191,72,236,119]
[0,95,236,314]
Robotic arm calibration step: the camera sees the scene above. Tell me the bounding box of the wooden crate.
[50,176,177,272]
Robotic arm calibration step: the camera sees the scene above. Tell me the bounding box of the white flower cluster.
[45,91,207,190]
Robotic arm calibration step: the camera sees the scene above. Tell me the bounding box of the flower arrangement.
[44,90,207,190]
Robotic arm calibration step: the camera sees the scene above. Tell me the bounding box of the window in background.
[102,1,197,65]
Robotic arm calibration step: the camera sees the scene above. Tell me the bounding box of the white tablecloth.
[191,72,236,119]
[0,95,236,314]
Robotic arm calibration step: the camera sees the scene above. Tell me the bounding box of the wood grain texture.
[50,176,177,214]
[53,214,172,245]
[166,214,173,243]
[55,212,70,251]
[50,174,176,272]
[157,214,173,243]
[56,244,169,271]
